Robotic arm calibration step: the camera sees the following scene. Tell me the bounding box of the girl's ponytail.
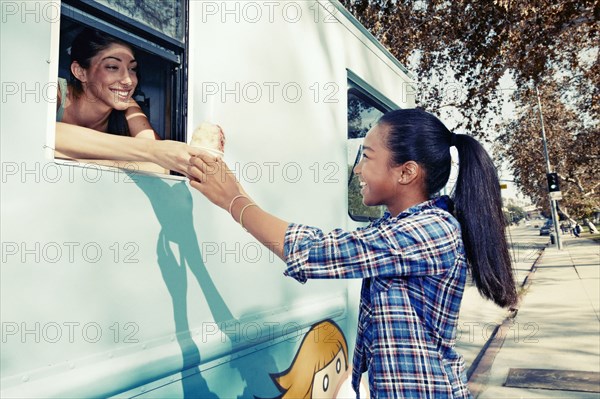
[453,134,518,308]
[379,108,518,308]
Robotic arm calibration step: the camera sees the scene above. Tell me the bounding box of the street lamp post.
[535,86,562,250]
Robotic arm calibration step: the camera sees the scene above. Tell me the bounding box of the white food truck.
[1,0,415,397]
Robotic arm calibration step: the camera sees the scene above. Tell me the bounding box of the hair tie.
[450,133,458,147]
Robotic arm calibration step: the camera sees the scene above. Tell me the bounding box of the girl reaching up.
[188,108,517,398]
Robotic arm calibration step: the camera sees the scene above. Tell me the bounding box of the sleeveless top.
[56,78,68,122]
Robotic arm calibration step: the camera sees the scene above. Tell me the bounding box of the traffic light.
[547,173,560,192]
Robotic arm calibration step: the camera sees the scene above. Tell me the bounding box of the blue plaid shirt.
[283,196,471,398]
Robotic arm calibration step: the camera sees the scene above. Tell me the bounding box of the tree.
[341,0,599,216]
[503,202,527,225]
[495,82,599,217]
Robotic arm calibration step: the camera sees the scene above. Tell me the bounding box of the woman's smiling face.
[77,43,138,111]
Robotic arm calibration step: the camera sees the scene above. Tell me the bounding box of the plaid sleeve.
[283,211,460,283]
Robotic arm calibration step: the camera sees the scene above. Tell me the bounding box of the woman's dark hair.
[69,28,134,136]
[379,108,517,308]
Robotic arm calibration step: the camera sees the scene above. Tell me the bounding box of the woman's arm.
[125,101,160,140]
[58,100,164,173]
[55,122,201,176]
[52,155,166,174]
[187,154,289,259]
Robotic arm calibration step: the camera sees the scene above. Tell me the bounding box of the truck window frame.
[53,0,189,178]
[347,72,398,222]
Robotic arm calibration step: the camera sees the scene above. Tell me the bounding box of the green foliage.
[504,204,527,224]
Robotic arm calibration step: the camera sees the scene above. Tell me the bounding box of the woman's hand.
[187,153,244,210]
[146,140,203,177]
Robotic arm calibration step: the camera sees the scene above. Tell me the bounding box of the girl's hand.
[187,152,245,210]
[147,140,203,177]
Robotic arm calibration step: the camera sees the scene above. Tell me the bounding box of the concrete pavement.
[456,225,549,372]
[467,233,600,398]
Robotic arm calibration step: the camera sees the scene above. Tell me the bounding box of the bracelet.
[239,203,258,232]
[228,195,248,216]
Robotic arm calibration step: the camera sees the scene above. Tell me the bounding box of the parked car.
[540,221,552,236]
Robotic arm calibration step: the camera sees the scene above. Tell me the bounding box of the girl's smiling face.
[354,123,428,216]
[74,43,138,111]
[311,349,347,398]
[353,123,400,210]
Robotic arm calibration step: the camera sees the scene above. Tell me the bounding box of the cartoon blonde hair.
[272,320,348,399]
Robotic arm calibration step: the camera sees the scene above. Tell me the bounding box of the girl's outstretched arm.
[188,153,289,260]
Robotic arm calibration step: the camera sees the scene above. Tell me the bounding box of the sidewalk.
[456,225,548,374]
[469,235,600,398]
